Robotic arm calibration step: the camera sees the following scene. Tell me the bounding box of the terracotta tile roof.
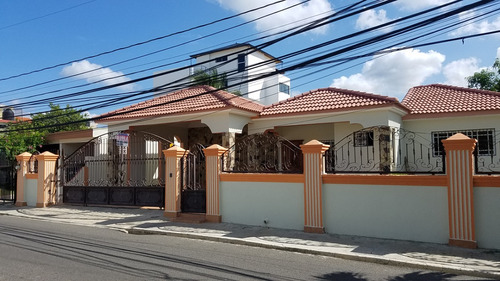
[98,85,264,122]
[260,87,405,117]
[402,84,500,118]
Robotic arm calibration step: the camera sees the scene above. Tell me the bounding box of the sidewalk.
[0,203,499,279]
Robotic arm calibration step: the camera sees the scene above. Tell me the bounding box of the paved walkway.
[0,203,499,279]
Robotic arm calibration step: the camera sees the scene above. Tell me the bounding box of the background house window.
[354,131,374,147]
[432,129,495,156]
[279,83,290,94]
[237,54,246,72]
[215,56,227,62]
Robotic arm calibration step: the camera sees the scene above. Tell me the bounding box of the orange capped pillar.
[203,144,227,223]
[301,140,330,233]
[36,151,59,208]
[15,152,32,207]
[442,133,477,248]
[163,146,186,219]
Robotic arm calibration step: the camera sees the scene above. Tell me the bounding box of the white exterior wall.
[275,123,335,143]
[153,68,192,98]
[323,184,449,243]
[474,187,500,250]
[220,181,304,230]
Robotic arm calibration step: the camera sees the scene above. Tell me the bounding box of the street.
[0,216,493,281]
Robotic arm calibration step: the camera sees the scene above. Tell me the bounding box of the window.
[215,56,227,62]
[354,131,374,147]
[279,83,290,94]
[432,129,495,156]
[237,54,246,72]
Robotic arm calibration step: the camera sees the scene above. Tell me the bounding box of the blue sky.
[1,0,499,117]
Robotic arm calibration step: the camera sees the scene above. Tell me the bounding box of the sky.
[1,0,499,118]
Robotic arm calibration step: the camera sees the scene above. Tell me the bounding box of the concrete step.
[171,213,206,224]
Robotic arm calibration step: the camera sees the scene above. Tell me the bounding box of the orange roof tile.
[259,87,405,117]
[402,84,500,118]
[98,85,264,122]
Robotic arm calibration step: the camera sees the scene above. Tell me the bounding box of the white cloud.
[331,48,445,99]
[356,9,393,31]
[216,0,333,35]
[393,0,453,11]
[451,10,500,37]
[442,57,480,87]
[61,60,135,91]
[497,47,500,59]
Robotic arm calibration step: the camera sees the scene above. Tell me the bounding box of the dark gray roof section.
[190,43,281,63]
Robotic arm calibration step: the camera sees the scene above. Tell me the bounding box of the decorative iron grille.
[221,133,303,173]
[324,126,445,174]
[475,130,500,174]
[63,131,172,187]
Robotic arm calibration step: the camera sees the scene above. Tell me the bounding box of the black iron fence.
[325,126,445,174]
[221,133,303,174]
[180,144,206,213]
[475,130,500,175]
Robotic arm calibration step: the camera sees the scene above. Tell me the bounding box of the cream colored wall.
[274,123,335,143]
[323,184,449,243]
[220,181,304,230]
[474,187,500,250]
[403,114,500,134]
[249,108,404,134]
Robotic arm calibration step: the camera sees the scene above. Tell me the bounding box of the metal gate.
[180,144,206,213]
[62,131,171,207]
[0,158,16,203]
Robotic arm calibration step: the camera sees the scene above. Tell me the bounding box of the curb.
[128,228,500,280]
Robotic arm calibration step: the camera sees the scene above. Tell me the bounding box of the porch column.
[15,152,32,207]
[203,144,227,223]
[163,146,186,219]
[442,133,477,248]
[36,152,59,208]
[301,140,330,233]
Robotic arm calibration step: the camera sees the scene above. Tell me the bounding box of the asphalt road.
[0,216,493,281]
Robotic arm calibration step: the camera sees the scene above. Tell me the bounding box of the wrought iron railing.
[180,144,206,191]
[221,133,303,173]
[324,126,445,174]
[63,131,172,187]
[475,131,500,175]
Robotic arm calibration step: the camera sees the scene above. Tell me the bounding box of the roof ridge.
[412,83,500,97]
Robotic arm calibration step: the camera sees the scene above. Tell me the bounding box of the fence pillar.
[163,146,186,219]
[36,152,59,208]
[15,152,32,207]
[203,144,227,223]
[442,133,477,248]
[301,140,330,233]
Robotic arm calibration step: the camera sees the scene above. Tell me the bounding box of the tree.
[467,58,500,92]
[191,69,228,89]
[0,103,88,161]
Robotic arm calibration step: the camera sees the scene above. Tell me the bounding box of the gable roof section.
[98,85,264,122]
[402,84,500,119]
[259,87,406,117]
[190,43,281,63]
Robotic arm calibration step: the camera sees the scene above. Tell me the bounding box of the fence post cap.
[163,145,186,157]
[203,144,227,157]
[442,133,477,152]
[15,152,32,161]
[37,151,59,161]
[300,140,330,154]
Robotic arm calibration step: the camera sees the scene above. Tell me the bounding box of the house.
[153,43,291,105]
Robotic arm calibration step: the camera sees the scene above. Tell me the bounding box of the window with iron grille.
[354,131,374,147]
[432,129,495,156]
